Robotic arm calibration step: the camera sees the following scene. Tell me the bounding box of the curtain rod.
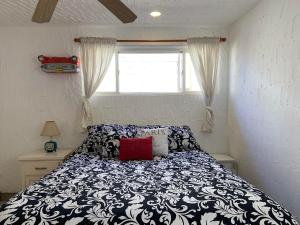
[74,37,226,43]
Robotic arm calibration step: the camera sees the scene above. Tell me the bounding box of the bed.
[0,125,298,225]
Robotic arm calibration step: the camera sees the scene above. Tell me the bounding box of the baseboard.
[0,193,16,201]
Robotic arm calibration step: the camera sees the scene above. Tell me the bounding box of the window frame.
[96,44,201,95]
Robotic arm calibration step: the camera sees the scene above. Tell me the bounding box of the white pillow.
[137,128,169,156]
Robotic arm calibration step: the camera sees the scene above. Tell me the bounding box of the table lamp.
[40,121,60,152]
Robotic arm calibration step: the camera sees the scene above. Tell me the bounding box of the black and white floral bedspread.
[0,151,298,225]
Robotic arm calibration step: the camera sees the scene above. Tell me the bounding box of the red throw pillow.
[119,136,153,161]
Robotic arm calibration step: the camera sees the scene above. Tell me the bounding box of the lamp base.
[44,141,57,152]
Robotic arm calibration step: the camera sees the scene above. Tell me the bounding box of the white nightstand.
[18,148,74,189]
[211,154,237,173]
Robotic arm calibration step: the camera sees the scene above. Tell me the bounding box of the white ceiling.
[0,0,260,27]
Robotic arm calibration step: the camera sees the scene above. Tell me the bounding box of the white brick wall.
[229,0,300,219]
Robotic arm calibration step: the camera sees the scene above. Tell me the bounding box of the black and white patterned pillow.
[138,125,201,152]
[168,125,201,152]
[76,124,137,158]
[75,125,102,154]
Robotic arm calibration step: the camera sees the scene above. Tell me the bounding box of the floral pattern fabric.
[139,125,201,152]
[0,151,298,225]
[76,124,137,158]
[76,124,201,158]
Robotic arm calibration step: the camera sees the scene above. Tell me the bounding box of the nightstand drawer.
[24,175,43,187]
[21,160,61,175]
[19,148,74,190]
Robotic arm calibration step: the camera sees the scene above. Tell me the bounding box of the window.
[97,46,200,93]
[119,53,181,93]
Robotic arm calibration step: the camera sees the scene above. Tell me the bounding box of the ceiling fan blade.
[98,0,137,24]
[32,0,58,23]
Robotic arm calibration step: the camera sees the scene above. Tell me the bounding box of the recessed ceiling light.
[150,11,162,17]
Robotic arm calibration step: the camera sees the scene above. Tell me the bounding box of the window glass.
[119,53,180,93]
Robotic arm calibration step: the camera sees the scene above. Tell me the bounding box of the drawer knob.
[35,167,47,170]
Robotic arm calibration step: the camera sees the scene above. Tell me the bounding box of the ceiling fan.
[32,0,137,24]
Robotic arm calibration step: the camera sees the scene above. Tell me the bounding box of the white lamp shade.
[40,121,60,137]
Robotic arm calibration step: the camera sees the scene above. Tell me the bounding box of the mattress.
[0,150,298,225]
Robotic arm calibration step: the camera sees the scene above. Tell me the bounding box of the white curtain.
[80,37,116,130]
[187,37,220,133]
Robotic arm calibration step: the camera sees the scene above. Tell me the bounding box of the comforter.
[0,151,298,225]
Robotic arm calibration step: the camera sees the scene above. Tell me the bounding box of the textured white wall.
[229,0,300,219]
[0,26,229,192]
